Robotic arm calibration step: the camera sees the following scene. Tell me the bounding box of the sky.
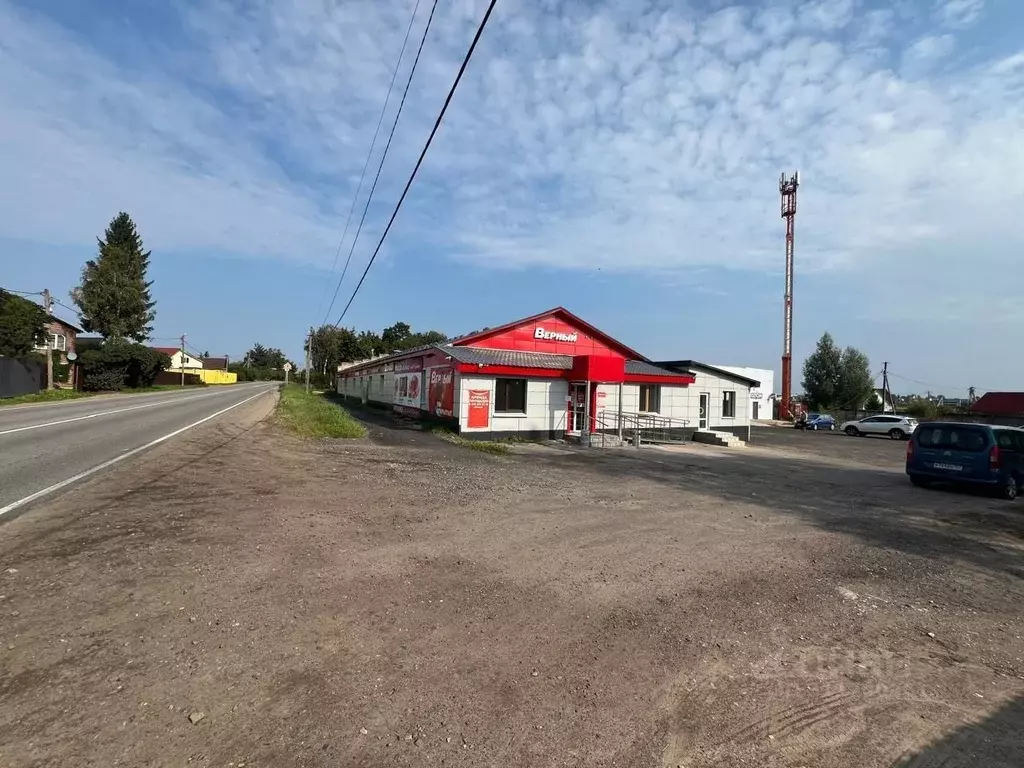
[2,0,1022,396]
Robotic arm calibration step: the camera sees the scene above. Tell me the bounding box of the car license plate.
[931,463,962,471]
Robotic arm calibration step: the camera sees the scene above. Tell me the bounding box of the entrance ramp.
[591,411,692,447]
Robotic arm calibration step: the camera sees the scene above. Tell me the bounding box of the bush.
[51,360,71,384]
[79,339,171,391]
[309,372,334,390]
[903,398,941,419]
[228,364,287,382]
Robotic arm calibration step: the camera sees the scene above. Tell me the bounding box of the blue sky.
[2,0,1023,395]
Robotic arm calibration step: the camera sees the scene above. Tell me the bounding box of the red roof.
[971,392,1024,416]
[152,347,180,356]
[451,306,648,361]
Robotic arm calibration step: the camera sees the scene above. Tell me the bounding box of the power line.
[51,297,82,318]
[314,0,425,325]
[323,0,442,326]
[889,371,979,394]
[3,288,43,297]
[334,0,500,327]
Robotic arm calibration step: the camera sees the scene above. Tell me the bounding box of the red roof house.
[970,392,1024,417]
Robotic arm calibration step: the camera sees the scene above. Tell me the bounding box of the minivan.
[906,422,1024,500]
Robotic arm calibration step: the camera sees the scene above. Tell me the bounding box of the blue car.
[906,422,1024,500]
[795,413,836,431]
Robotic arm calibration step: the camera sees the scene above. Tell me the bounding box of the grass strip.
[430,427,511,455]
[277,385,368,438]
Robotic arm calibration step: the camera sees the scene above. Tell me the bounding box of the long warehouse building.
[337,307,760,442]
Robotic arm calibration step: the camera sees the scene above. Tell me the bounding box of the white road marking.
[0,388,273,518]
[0,389,236,436]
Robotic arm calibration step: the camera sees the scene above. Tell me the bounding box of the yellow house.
[153,348,238,385]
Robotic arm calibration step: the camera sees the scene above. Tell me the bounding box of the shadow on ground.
[555,444,1024,583]
[891,694,1024,767]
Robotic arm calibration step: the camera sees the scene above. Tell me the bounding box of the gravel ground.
[1,402,1022,767]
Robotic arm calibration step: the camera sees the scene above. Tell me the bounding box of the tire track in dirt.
[713,688,857,746]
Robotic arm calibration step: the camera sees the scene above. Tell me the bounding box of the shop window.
[495,378,527,413]
[722,390,736,418]
[639,384,660,413]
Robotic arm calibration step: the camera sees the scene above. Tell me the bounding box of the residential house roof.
[201,356,229,370]
[46,314,83,333]
[970,392,1024,416]
[152,347,181,356]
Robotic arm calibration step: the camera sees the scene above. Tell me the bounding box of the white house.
[153,347,204,371]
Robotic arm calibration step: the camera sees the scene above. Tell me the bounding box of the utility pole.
[882,361,894,413]
[41,288,54,389]
[779,171,799,421]
[304,327,312,393]
[180,334,187,387]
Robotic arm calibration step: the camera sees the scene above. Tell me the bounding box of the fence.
[0,357,43,398]
[153,370,203,387]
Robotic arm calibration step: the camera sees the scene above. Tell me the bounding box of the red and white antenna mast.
[779,171,799,421]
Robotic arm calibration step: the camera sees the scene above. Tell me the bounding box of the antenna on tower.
[779,171,799,421]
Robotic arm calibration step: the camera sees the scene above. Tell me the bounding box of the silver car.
[840,415,919,440]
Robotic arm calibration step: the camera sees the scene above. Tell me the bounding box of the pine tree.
[71,212,156,341]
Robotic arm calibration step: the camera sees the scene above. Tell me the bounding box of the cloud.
[1,0,1023,324]
[935,0,985,28]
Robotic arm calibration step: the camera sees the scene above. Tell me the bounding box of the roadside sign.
[283,362,293,372]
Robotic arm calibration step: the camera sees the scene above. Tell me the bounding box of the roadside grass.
[277,385,368,439]
[429,427,511,455]
[0,383,210,407]
[0,389,90,406]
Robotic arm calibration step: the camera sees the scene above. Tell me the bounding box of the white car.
[840,415,919,440]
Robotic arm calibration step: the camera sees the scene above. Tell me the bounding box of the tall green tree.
[71,212,156,341]
[801,332,842,409]
[381,322,412,352]
[243,343,288,369]
[835,347,874,410]
[0,289,47,358]
[356,330,383,358]
[309,326,363,374]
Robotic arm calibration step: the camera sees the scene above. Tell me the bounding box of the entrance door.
[699,392,709,430]
[568,383,587,434]
[752,401,759,420]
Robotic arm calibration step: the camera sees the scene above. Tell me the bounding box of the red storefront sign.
[467,389,490,429]
[428,367,455,418]
[394,358,424,373]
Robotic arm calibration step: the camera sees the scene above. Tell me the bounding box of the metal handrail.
[590,409,690,447]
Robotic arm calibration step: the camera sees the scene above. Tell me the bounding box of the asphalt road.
[750,423,910,469]
[0,383,277,518]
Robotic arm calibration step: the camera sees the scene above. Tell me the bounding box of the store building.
[709,365,774,421]
[337,307,759,442]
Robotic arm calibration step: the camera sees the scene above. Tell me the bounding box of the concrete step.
[692,430,744,448]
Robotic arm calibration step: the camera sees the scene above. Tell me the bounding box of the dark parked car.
[795,413,836,431]
[906,422,1024,500]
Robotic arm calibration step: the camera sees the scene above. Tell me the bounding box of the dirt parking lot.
[1,402,1023,767]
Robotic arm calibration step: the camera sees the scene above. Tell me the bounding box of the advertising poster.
[428,367,455,418]
[467,389,490,429]
[393,372,423,410]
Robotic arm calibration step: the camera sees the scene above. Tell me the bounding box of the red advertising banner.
[394,358,424,373]
[428,367,455,418]
[467,389,490,429]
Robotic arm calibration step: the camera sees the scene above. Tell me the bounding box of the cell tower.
[779,171,799,421]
